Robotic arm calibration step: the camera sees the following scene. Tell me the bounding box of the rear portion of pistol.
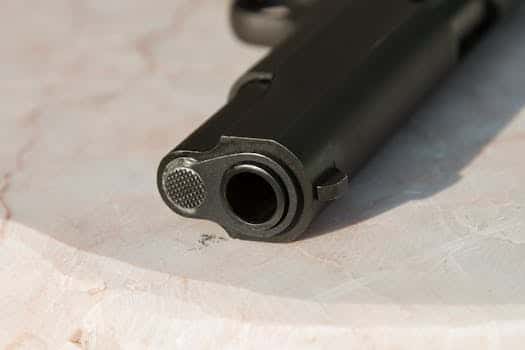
[158,0,519,242]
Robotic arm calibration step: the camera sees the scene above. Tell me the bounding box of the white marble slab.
[1,1,525,348]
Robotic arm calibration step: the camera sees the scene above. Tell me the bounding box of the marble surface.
[1,1,525,348]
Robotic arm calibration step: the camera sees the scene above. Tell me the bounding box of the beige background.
[1,1,525,348]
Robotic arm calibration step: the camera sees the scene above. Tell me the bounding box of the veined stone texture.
[1,1,525,349]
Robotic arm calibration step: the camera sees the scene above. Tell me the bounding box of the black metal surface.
[158,0,519,242]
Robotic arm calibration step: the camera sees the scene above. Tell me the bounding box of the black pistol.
[158,0,519,242]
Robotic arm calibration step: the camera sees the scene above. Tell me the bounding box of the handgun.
[158,0,520,242]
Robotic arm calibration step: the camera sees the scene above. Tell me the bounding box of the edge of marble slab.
[2,219,525,349]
